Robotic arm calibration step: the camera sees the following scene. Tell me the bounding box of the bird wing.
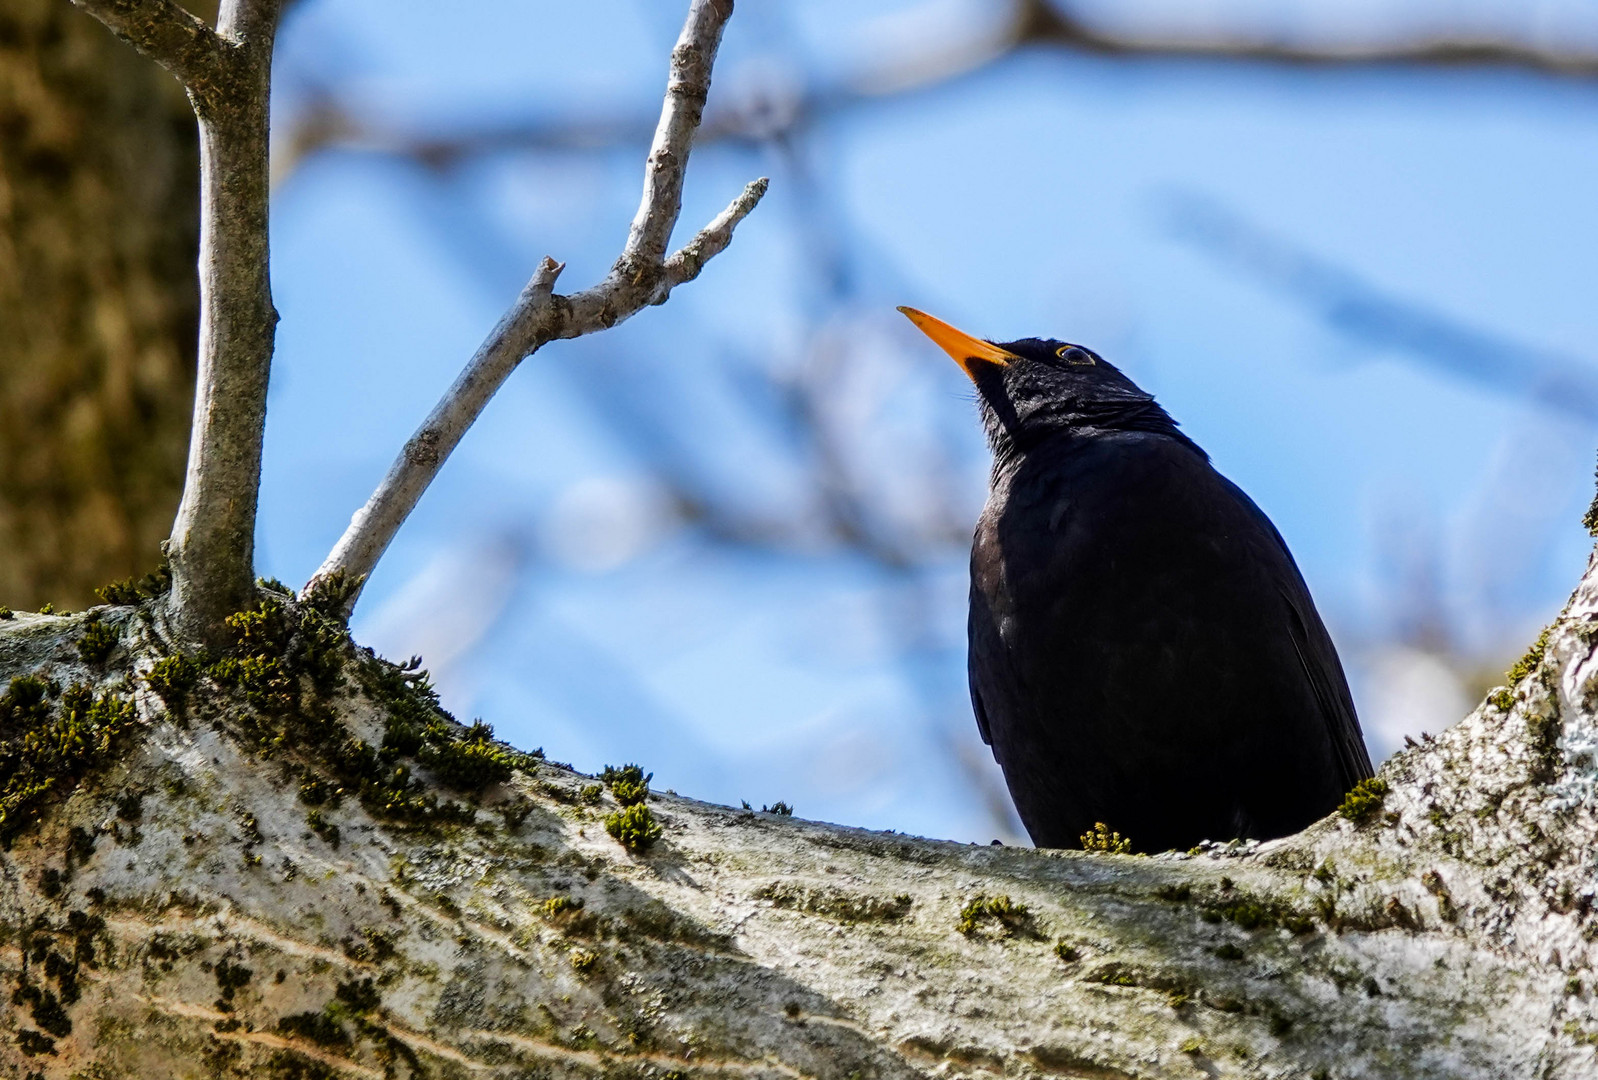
[1234,489,1374,790]
[967,598,1000,747]
[968,667,994,746]
[1276,580,1374,790]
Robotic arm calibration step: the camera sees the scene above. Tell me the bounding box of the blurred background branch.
[273,0,1598,181]
[9,0,1597,842]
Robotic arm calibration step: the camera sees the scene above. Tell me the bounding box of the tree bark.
[0,537,1594,1077]
[161,0,280,647]
[0,0,205,611]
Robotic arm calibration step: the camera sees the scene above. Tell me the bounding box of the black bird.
[900,306,1372,853]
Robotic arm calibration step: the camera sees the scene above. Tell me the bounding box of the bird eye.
[1056,345,1095,365]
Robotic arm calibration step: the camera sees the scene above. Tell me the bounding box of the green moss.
[0,606,11,620]
[1338,778,1389,824]
[75,614,118,665]
[95,564,171,606]
[578,783,602,805]
[1079,821,1132,854]
[365,656,532,798]
[420,719,518,792]
[196,598,507,830]
[277,1008,350,1048]
[1155,883,1192,902]
[305,808,340,848]
[1506,627,1552,687]
[1081,962,1196,1001]
[1214,943,1244,961]
[568,948,598,973]
[542,896,584,918]
[142,655,198,707]
[957,894,1037,938]
[604,803,662,851]
[299,570,360,619]
[341,928,397,965]
[298,777,336,807]
[539,895,600,939]
[601,763,651,806]
[214,956,253,1011]
[0,677,136,842]
[1197,889,1315,935]
[756,882,912,923]
[334,977,379,1014]
[1584,457,1598,536]
[16,1029,54,1056]
[210,597,347,717]
[1179,1037,1203,1054]
[1053,939,1080,963]
[498,799,535,830]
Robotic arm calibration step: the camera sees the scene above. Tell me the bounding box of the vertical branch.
[623,0,732,267]
[70,0,282,645]
[165,0,283,644]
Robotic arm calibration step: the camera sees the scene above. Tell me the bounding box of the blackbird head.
[897,305,1197,464]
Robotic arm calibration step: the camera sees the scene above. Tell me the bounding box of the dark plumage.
[900,307,1373,852]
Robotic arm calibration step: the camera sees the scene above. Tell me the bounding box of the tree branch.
[303,0,765,612]
[306,257,564,604]
[69,0,229,96]
[161,0,285,645]
[69,0,286,647]
[1020,0,1598,78]
[7,544,1598,1072]
[271,0,1598,179]
[662,178,768,290]
[623,0,733,267]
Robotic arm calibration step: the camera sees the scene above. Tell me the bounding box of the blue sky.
[257,1,1598,843]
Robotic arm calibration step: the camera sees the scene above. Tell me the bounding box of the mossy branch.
[3,554,1598,1073]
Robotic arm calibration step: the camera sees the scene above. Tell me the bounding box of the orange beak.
[897,306,1018,382]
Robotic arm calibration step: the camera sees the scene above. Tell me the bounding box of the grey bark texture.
[0,0,203,610]
[0,538,1593,1077]
[305,0,767,614]
[161,0,282,648]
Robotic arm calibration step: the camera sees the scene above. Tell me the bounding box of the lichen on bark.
[1,548,1597,1076]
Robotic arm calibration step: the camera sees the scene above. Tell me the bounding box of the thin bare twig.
[304,0,766,612]
[663,180,768,290]
[624,0,732,266]
[69,0,228,95]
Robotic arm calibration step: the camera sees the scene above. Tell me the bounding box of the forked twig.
[302,0,766,613]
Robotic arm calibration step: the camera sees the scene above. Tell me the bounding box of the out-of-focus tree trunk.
[0,0,210,610]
